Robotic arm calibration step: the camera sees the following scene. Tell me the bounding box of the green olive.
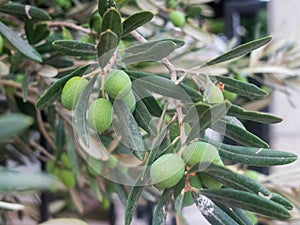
[206,84,224,104]
[104,70,132,99]
[223,90,237,102]
[60,169,76,188]
[89,12,102,33]
[61,76,88,110]
[107,155,118,168]
[169,123,191,142]
[61,153,71,169]
[243,170,260,182]
[150,153,185,189]
[182,141,219,167]
[122,90,136,112]
[166,0,176,8]
[200,157,224,189]
[87,98,113,133]
[169,11,186,28]
[46,160,56,173]
[87,156,103,177]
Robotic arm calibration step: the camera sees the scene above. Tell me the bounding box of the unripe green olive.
[122,90,136,112]
[107,155,118,168]
[223,90,237,102]
[243,170,260,182]
[104,70,132,99]
[169,11,186,28]
[166,0,176,8]
[46,160,56,173]
[169,123,191,142]
[87,156,103,177]
[0,34,3,55]
[150,153,185,189]
[60,169,76,188]
[206,84,224,104]
[61,76,88,110]
[245,211,258,225]
[89,12,102,33]
[182,141,219,167]
[87,98,113,133]
[200,157,224,189]
[61,153,71,169]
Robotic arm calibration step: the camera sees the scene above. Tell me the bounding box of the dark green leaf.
[198,164,270,195]
[153,189,173,225]
[201,188,291,220]
[22,71,30,102]
[113,100,146,160]
[87,174,103,202]
[133,100,155,134]
[55,119,65,153]
[180,83,203,102]
[0,2,51,21]
[215,203,254,225]
[35,64,93,109]
[124,39,184,55]
[216,143,298,166]
[0,114,33,141]
[127,70,190,101]
[52,40,97,56]
[213,119,269,147]
[214,76,268,99]
[125,185,144,225]
[193,193,239,225]
[113,182,128,206]
[98,0,116,17]
[0,169,56,192]
[0,22,42,62]
[270,193,293,210]
[227,104,282,124]
[74,76,97,146]
[204,36,272,66]
[66,135,80,180]
[122,41,177,64]
[102,8,122,39]
[122,11,154,36]
[97,30,118,68]
[25,21,50,45]
[174,194,189,225]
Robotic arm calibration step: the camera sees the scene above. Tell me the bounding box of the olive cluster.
[150,141,224,192]
[60,70,135,133]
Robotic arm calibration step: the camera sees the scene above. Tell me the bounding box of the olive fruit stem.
[82,69,102,79]
[101,70,106,98]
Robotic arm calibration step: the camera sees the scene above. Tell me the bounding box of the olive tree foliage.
[0,0,299,224]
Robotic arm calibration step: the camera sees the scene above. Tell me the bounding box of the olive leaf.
[201,189,291,220]
[122,41,177,64]
[216,143,298,166]
[0,2,51,21]
[0,22,42,62]
[98,0,116,17]
[202,36,272,66]
[97,30,118,68]
[153,189,173,225]
[52,40,97,56]
[102,8,123,39]
[122,11,154,36]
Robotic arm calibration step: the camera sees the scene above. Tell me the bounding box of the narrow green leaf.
[216,143,298,166]
[113,182,128,206]
[122,11,154,36]
[102,8,122,39]
[215,203,255,225]
[213,119,269,148]
[98,0,116,17]
[74,76,97,146]
[35,64,93,109]
[0,169,56,192]
[127,70,190,101]
[227,104,282,124]
[133,100,155,134]
[114,100,146,160]
[66,135,80,180]
[124,39,184,55]
[22,71,30,102]
[88,174,103,202]
[214,76,268,99]
[97,30,118,68]
[201,189,291,220]
[55,119,65,153]
[122,41,177,64]
[174,194,189,225]
[204,36,272,66]
[199,164,270,196]
[270,193,293,210]
[193,193,239,225]
[0,114,33,141]
[52,40,97,56]
[180,83,203,102]
[125,185,144,225]
[153,189,173,225]
[0,2,51,21]
[0,22,42,62]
